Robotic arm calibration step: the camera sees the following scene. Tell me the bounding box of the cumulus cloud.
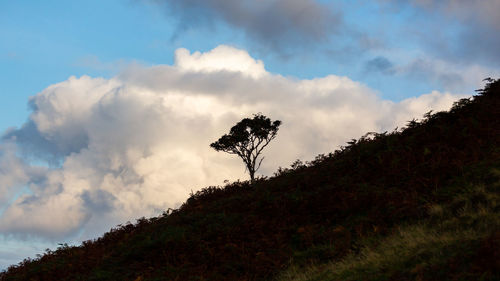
[0,45,464,243]
[146,0,340,52]
[174,45,266,78]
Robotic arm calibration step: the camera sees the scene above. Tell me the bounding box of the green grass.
[275,174,500,281]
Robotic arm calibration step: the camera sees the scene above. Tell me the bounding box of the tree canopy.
[210,114,281,183]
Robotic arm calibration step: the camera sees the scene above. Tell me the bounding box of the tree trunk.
[248,166,255,184]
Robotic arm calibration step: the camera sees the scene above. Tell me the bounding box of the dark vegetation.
[1,79,499,281]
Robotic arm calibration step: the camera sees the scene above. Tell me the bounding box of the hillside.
[1,79,499,281]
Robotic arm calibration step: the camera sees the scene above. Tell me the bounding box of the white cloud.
[0,45,465,244]
[389,90,459,127]
[175,45,266,78]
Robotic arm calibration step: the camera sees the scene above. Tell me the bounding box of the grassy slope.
[276,173,500,281]
[1,80,499,281]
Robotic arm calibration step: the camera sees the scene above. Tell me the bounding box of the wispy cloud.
[380,0,500,66]
[73,55,134,73]
[365,54,500,93]
[364,56,395,75]
[144,0,341,53]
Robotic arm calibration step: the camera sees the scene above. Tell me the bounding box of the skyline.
[1,0,499,269]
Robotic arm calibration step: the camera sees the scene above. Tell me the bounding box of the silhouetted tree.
[211,114,281,183]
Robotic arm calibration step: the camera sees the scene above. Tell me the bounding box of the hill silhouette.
[1,79,499,281]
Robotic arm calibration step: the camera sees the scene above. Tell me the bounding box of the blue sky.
[1,0,499,270]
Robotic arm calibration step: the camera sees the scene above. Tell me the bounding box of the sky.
[1,0,499,270]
